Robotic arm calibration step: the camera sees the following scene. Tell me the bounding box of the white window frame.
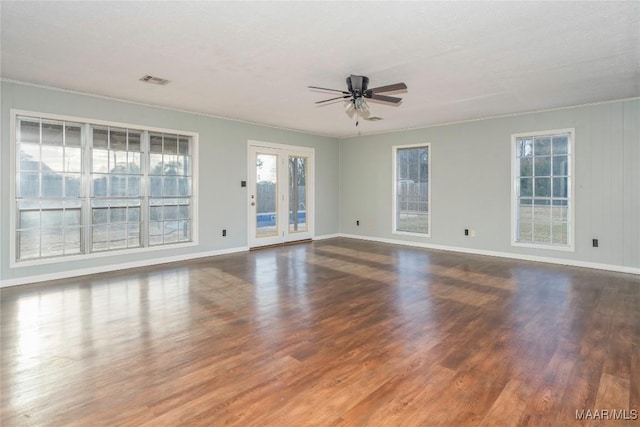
[392,143,431,237]
[511,128,575,251]
[10,109,199,268]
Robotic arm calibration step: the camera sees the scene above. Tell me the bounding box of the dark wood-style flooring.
[1,238,639,426]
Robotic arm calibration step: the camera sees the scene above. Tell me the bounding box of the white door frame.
[247,140,315,248]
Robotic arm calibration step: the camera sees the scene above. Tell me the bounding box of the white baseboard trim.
[0,246,249,288]
[313,233,341,241]
[338,234,640,275]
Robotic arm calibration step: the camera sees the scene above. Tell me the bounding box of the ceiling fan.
[309,75,407,126]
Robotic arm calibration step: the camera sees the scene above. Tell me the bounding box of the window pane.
[64,209,81,226]
[517,138,533,158]
[65,125,82,147]
[553,223,568,245]
[110,128,127,151]
[93,128,108,149]
[519,178,533,197]
[42,172,63,197]
[65,174,82,197]
[20,120,40,144]
[519,157,533,177]
[108,224,127,249]
[64,227,82,255]
[92,149,109,173]
[19,144,40,170]
[149,222,163,245]
[163,155,179,175]
[552,156,568,176]
[178,137,190,155]
[534,178,551,197]
[20,210,40,229]
[164,221,179,243]
[534,137,551,155]
[552,136,568,155]
[150,177,162,196]
[127,223,140,248]
[150,154,163,174]
[150,133,163,153]
[41,145,64,171]
[41,209,63,228]
[110,175,127,196]
[178,204,190,219]
[110,207,126,223]
[164,205,178,220]
[163,177,178,196]
[92,175,108,197]
[128,207,140,222]
[533,203,552,244]
[128,131,141,152]
[18,172,40,198]
[41,228,64,257]
[92,225,108,251]
[65,146,82,172]
[18,229,40,260]
[42,122,63,146]
[534,156,551,176]
[178,220,191,242]
[93,208,108,224]
[150,204,162,221]
[553,177,568,198]
[127,176,141,197]
[178,177,190,196]
[518,201,533,242]
[164,135,178,154]
[127,152,141,172]
[552,204,568,222]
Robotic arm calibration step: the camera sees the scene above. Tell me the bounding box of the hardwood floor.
[1,238,638,426]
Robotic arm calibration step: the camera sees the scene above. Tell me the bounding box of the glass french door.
[248,143,314,248]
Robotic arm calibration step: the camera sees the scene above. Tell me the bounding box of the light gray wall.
[339,99,640,270]
[0,81,339,282]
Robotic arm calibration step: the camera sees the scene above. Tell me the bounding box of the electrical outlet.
[222,229,227,237]
[356,220,360,226]
[464,229,469,236]
[592,239,598,247]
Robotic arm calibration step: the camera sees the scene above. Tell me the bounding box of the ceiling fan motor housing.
[347,75,369,98]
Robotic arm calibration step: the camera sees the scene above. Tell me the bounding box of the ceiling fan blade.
[315,95,351,104]
[308,86,350,94]
[368,82,407,93]
[368,94,403,104]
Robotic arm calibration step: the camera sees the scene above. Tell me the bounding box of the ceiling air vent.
[139,74,170,85]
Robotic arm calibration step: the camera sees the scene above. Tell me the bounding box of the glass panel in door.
[256,153,278,238]
[288,156,308,233]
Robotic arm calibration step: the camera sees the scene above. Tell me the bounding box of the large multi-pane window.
[393,144,430,235]
[512,129,573,249]
[16,119,83,260]
[13,112,196,263]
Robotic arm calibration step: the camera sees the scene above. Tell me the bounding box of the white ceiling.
[1,1,639,138]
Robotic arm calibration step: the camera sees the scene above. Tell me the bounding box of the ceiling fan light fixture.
[354,98,368,113]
